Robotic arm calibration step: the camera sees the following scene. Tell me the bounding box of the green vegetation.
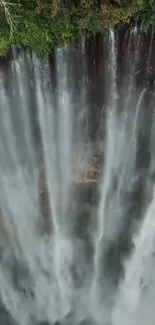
[0,0,154,57]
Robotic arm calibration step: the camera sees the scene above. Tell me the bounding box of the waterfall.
[0,29,155,325]
[112,188,155,325]
[109,29,117,108]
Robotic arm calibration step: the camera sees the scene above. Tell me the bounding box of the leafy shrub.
[0,34,10,56]
[0,0,153,58]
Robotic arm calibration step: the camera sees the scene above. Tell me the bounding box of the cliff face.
[0,28,154,239]
[37,152,101,236]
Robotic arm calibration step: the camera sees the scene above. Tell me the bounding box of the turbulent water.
[0,28,155,325]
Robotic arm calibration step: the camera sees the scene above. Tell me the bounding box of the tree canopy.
[0,0,154,57]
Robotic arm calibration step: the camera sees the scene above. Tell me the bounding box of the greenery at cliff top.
[0,0,154,58]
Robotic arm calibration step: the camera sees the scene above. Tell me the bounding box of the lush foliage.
[0,0,154,57]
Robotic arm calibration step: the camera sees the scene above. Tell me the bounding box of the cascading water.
[0,29,155,325]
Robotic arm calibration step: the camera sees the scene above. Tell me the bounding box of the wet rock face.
[37,171,52,235]
[37,164,99,237]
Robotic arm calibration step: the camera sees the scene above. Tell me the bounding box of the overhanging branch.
[0,1,18,37]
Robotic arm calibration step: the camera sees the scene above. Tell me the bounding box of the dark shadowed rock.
[0,303,15,325]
